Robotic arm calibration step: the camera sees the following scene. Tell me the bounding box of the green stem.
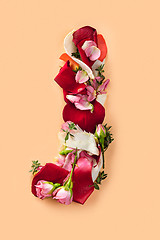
[102,149,105,169]
[100,139,105,169]
[67,149,78,188]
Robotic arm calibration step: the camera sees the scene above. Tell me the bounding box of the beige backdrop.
[0,0,160,239]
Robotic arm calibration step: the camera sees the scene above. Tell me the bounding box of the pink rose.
[53,187,73,205]
[95,124,106,138]
[35,180,57,199]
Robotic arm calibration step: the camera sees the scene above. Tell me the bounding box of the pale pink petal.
[92,78,99,89]
[95,76,102,83]
[53,187,73,205]
[55,155,66,167]
[75,101,93,111]
[86,86,96,102]
[66,95,81,103]
[67,94,93,111]
[85,46,101,61]
[75,70,89,83]
[35,180,53,199]
[63,152,76,171]
[75,95,93,110]
[98,79,110,94]
[82,40,97,51]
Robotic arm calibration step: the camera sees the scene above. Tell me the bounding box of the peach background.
[0,0,160,239]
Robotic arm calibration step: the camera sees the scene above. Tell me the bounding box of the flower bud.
[35,180,60,199]
[53,187,73,205]
[95,124,106,139]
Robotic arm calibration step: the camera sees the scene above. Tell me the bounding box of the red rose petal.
[73,157,94,204]
[73,26,98,68]
[73,26,97,46]
[54,61,86,93]
[97,34,107,62]
[63,101,105,133]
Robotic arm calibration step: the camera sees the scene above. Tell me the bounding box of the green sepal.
[59,147,73,155]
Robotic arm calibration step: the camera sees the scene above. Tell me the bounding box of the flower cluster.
[30,26,113,205]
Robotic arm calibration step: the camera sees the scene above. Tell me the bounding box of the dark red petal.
[73,157,94,204]
[31,163,69,196]
[54,61,86,93]
[73,26,97,46]
[63,101,105,133]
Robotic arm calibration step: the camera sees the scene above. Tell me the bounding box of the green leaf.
[29,160,41,175]
[94,183,99,190]
[71,49,81,60]
[93,170,108,189]
[96,177,101,184]
[65,132,69,142]
[95,64,105,80]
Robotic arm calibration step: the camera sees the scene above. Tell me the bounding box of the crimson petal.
[31,163,69,196]
[73,26,98,68]
[54,61,86,93]
[63,101,105,133]
[73,157,94,204]
[73,26,97,46]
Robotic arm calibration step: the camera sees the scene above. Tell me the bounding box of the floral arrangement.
[30,26,114,205]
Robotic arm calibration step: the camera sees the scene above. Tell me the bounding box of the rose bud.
[95,124,106,139]
[35,180,60,200]
[53,187,73,205]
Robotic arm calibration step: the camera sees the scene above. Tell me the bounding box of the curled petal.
[72,26,98,68]
[82,40,97,50]
[53,187,73,205]
[91,153,103,182]
[63,152,76,171]
[54,61,86,93]
[75,70,89,83]
[95,76,102,83]
[63,101,105,133]
[66,94,81,103]
[85,46,101,61]
[66,94,93,111]
[64,30,94,79]
[86,86,96,102]
[97,34,107,61]
[73,157,94,204]
[96,94,107,106]
[73,26,97,46]
[92,78,99,90]
[98,79,110,94]
[55,155,66,167]
[59,127,99,155]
